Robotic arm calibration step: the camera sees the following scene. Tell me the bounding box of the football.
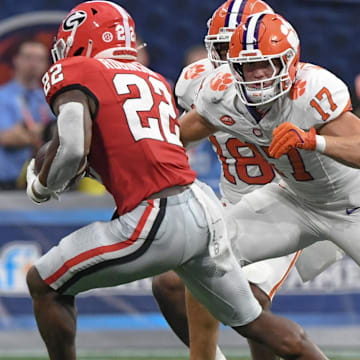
[34,140,88,189]
[34,141,51,174]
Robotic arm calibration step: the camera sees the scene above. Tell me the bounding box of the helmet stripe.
[87,0,131,47]
[228,0,245,28]
[106,2,131,47]
[253,13,266,49]
[242,16,252,50]
[225,0,235,27]
[244,12,266,50]
[235,0,248,27]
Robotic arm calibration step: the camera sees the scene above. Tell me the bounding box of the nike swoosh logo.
[346,207,360,215]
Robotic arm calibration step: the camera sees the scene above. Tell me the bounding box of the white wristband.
[33,176,52,197]
[315,135,326,153]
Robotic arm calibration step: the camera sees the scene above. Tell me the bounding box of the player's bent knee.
[267,321,308,357]
[279,327,307,357]
[26,265,55,299]
[152,271,185,299]
[233,311,308,357]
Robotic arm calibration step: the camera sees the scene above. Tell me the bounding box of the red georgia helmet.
[205,0,274,67]
[52,1,137,62]
[228,12,300,106]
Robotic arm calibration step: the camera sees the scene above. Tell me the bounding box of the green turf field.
[0,356,358,360]
[1,348,358,360]
[0,358,345,360]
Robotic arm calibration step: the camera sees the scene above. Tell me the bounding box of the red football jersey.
[43,56,196,214]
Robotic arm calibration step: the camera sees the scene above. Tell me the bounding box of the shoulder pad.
[175,58,213,111]
[290,63,351,126]
[200,64,233,104]
[43,57,102,105]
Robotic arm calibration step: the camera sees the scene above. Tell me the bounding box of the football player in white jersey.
[153,2,304,360]
[179,9,360,359]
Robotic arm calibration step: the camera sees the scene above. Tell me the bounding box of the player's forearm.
[180,121,208,148]
[44,102,86,191]
[179,110,216,147]
[322,135,360,168]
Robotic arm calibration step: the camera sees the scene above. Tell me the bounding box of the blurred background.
[0,0,359,359]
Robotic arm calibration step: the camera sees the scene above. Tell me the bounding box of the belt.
[111,184,192,220]
[147,184,191,200]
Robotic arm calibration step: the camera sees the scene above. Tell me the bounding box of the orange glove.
[269,122,317,158]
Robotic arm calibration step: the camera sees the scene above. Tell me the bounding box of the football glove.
[269,122,317,159]
[26,159,59,204]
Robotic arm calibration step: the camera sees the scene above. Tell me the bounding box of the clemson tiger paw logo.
[290,80,307,100]
[184,64,206,80]
[210,72,233,91]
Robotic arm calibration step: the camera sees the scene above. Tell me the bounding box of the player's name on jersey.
[98,58,156,76]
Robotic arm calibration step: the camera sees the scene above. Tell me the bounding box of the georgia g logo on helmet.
[63,10,87,32]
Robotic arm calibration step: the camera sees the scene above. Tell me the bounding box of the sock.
[215,346,227,360]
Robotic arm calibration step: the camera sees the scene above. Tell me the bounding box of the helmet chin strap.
[85,40,93,57]
[245,85,278,106]
[51,22,80,62]
[64,22,79,58]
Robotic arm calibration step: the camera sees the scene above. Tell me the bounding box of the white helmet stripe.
[109,2,131,47]
[228,0,244,28]
[85,0,131,47]
[245,12,264,50]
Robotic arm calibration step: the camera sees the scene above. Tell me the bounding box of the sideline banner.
[0,201,359,329]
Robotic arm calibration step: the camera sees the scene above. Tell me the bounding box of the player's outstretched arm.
[269,111,360,169]
[179,109,217,148]
[317,111,360,168]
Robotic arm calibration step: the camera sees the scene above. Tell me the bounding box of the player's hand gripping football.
[269,122,317,158]
[26,159,59,204]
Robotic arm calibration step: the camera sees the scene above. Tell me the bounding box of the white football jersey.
[175,58,213,112]
[195,62,358,204]
[176,58,280,203]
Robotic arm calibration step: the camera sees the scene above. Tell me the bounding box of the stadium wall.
[0,192,359,331]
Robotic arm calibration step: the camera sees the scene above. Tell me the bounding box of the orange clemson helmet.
[51,1,137,63]
[228,12,300,106]
[205,0,274,67]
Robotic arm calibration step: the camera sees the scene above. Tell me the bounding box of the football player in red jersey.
[25,2,328,360]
